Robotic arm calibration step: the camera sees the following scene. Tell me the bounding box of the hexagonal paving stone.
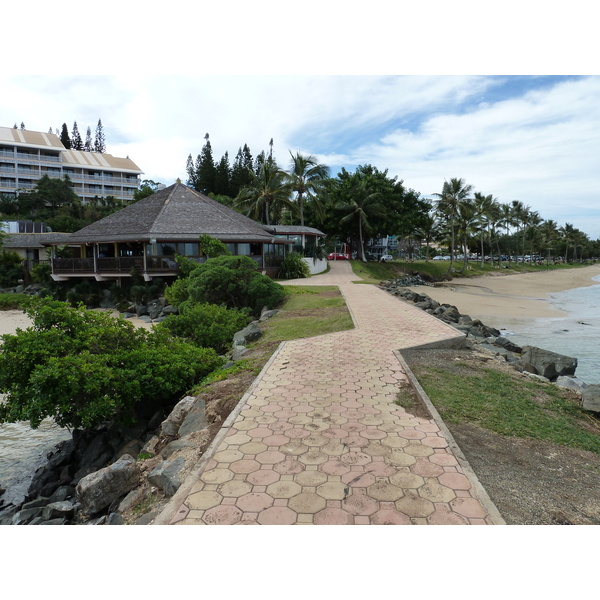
[187,490,223,510]
[288,492,327,514]
[266,480,303,499]
[342,490,380,516]
[409,459,445,478]
[417,479,456,503]
[429,452,459,467]
[294,470,329,487]
[217,479,254,498]
[274,458,305,474]
[302,433,329,447]
[321,459,351,476]
[213,448,244,464]
[340,451,372,466]
[367,481,404,502]
[262,434,291,447]
[403,444,434,457]
[450,498,488,519]
[385,450,416,468]
[341,470,377,488]
[427,505,469,525]
[202,505,243,525]
[362,442,390,457]
[236,492,274,513]
[224,433,252,446]
[313,507,354,525]
[246,469,281,486]
[256,450,286,465]
[395,492,435,518]
[438,472,472,491]
[316,481,348,501]
[370,509,411,525]
[200,468,235,485]
[257,506,297,525]
[229,459,261,474]
[239,441,269,455]
[389,471,425,490]
[421,435,449,449]
[298,450,328,466]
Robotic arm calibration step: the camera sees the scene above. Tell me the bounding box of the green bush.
[0,250,23,288]
[185,255,286,316]
[279,252,310,279]
[30,262,52,285]
[0,293,30,309]
[0,298,224,429]
[155,302,249,353]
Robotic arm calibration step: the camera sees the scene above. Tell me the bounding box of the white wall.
[302,257,327,275]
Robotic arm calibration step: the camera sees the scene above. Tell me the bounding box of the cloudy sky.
[2,4,598,238]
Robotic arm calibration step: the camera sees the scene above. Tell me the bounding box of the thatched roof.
[60,183,286,245]
[270,225,326,237]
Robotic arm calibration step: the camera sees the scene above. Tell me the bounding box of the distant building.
[0,126,143,202]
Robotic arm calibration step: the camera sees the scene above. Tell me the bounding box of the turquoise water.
[484,276,600,384]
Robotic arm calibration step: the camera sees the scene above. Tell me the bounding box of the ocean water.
[483,276,600,384]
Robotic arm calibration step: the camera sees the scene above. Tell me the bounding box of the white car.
[380,254,394,262]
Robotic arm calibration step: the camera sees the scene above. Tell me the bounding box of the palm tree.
[413,213,440,262]
[281,152,329,227]
[338,179,385,262]
[539,219,558,264]
[559,223,575,263]
[455,198,478,273]
[235,159,294,226]
[433,178,473,274]
[499,202,517,266]
[472,192,496,267]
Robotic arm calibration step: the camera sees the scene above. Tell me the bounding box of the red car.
[328,252,349,260]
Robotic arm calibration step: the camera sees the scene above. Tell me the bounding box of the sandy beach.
[408,264,600,320]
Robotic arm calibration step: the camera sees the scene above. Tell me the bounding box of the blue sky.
[2,4,599,239]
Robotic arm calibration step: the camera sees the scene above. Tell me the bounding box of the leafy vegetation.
[0,293,30,309]
[0,298,223,430]
[278,252,310,280]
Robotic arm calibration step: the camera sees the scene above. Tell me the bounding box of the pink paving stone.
[248,427,275,439]
[341,471,377,488]
[421,436,449,449]
[415,422,440,433]
[341,400,364,409]
[342,491,380,516]
[229,459,261,474]
[398,429,427,440]
[439,472,472,491]
[450,498,488,519]
[246,469,280,486]
[370,509,412,525]
[262,434,291,447]
[314,508,354,525]
[322,428,349,439]
[341,422,367,432]
[236,492,274,512]
[367,461,397,477]
[269,421,294,432]
[429,452,459,467]
[202,505,243,525]
[273,409,297,419]
[256,450,286,465]
[340,451,372,466]
[342,435,369,447]
[427,505,469,525]
[410,459,445,478]
[321,459,352,476]
[274,458,305,474]
[359,428,387,440]
[286,428,312,439]
[292,404,314,413]
[204,459,218,471]
[257,506,297,525]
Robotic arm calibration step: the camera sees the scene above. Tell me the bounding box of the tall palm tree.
[499,202,517,266]
[338,179,385,262]
[281,152,329,227]
[455,197,478,273]
[559,223,575,263]
[413,212,440,262]
[472,192,496,267]
[235,159,294,226]
[539,219,558,265]
[433,178,473,274]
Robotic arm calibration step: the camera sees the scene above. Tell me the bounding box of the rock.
[106,512,125,525]
[116,440,142,460]
[147,457,186,496]
[135,304,148,317]
[520,345,577,381]
[161,439,198,460]
[134,511,159,525]
[160,396,196,437]
[42,501,76,521]
[259,308,279,321]
[555,376,588,393]
[441,306,461,323]
[118,488,146,513]
[582,385,600,412]
[178,398,207,437]
[76,454,140,516]
[494,337,523,353]
[230,346,248,361]
[12,507,43,525]
[48,486,73,503]
[39,518,67,525]
[233,321,262,345]
[140,436,160,457]
[147,300,163,319]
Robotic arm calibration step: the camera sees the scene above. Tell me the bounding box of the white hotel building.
[0,126,143,202]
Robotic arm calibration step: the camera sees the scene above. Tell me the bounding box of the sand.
[407,264,600,320]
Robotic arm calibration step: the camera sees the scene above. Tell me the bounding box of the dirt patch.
[402,346,600,525]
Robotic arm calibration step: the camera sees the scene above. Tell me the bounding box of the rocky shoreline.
[0,306,277,525]
[381,275,600,412]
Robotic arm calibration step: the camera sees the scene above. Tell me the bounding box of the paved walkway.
[156,261,503,525]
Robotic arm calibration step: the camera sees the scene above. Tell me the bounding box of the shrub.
[154,302,249,353]
[0,293,30,310]
[185,255,286,316]
[0,298,224,429]
[279,252,310,279]
[0,250,23,288]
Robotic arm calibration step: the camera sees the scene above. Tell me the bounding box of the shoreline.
[408,264,600,320]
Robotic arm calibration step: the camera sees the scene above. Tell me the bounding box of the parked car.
[328,252,349,260]
[365,252,377,261]
[432,255,450,261]
[380,254,393,262]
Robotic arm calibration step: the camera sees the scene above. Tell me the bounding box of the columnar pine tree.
[60,123,71,149]
[195,133,217,194]
[20,122,26,130]
[186,154,197,188]
[71,122,83,150]
[84,127,93,152]
[214,152,232,196]
[94,119,106,153]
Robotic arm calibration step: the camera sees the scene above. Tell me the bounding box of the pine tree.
[195,133,217,195]
[20,122,26,130]
[230,145,254,198]
[185,154,197,188]
[214,151,232,196]
[48,127,53,134]
[60,123,71,149]
[94,119,106,153]
[84,127,93,152]
[71,121,83,150]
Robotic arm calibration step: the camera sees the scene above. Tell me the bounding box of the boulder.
[494,336,523,353]
[177,398,207,437]
[148,457,186,496]
[76,454,140,515]
[233,321,262,345]
[582,385,600,413]
[555,376,588,394]
[520,345,577,381]
[160,396,196,437]
[42,500,77,521]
